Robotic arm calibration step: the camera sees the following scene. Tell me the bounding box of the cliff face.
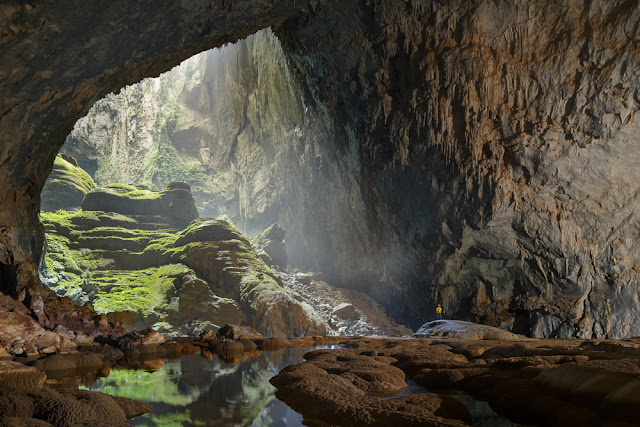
[275,1,640,337]
[2,0,640,341]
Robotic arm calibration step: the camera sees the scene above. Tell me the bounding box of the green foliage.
[250,224,276,248]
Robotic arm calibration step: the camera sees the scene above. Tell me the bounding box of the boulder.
[0,361,46,389]
[258,338,290,351]
[414,320,528,341]
[216,324,263,340]
[115,329,166,349]
[40,154,97,211]
[332,303,359,321]
[239,340,258,352]
[210,339,245,356]
[0,388,148,424]
[30,353,104,372]
[251,224,287,267]
[105,311,136,331]
[199,330,215,340]
[178,276,242,327]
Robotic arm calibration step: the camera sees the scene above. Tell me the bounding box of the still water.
[78,346,515,427]
[82,348,319,426]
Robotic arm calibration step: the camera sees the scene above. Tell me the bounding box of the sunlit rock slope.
[40,163,408,338]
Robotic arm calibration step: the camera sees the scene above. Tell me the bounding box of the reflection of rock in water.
[83,348,317,426]
[454,394,514,427]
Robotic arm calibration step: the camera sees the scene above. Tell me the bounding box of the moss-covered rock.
[41,210,325,337]
[41,154,97,211]
[82,182,199,228]
[170,218,325,337]
[251,223,287,267]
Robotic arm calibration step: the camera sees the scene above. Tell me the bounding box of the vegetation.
[91,264,191,318]
[49,154,97,194]
[40,164,315,336]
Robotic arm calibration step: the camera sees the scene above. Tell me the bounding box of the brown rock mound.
[0,388,147,425]
[115,329,165,349]
[0,361,46,389]
[30,353,104,373]
[216,324,263,340]
[270,348,470,426]
[414,320,527,341]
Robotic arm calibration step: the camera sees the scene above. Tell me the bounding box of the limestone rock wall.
[276,0,640,337]
[60,27,371,283]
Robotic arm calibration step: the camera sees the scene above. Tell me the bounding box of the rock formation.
[2,0,640,342]
[272,336,640,426]
[414,320,527,341]
[251,224,288,267]
[39,170,407,339]
[275,1,640,338]
[82,182,199,228]
[40,154,96,212]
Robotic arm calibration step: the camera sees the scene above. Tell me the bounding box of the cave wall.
[275,0,640,337]
[3,0,640,338]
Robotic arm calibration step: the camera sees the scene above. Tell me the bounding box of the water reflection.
[82,347,322,426]
[78,346,516,427]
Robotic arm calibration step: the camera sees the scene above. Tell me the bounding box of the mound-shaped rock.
[216,324,263,340]
[251,224,287,267]
[81,183,198,228]
[177,276,242,328]
[270,348,471,426]
[0,362,46,389]
[30,353,104,373]
[40,154,97,212]
[173,218,326,337]
[414,320,528,341]
[0,388,149,425]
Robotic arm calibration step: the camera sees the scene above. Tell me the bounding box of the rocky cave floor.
[1,324,640,426]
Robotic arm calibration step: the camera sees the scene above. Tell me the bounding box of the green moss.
[101,183,163,200]
[91,264,191,317]
[51,154,97,194]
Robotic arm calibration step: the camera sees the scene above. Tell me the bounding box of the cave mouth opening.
[39,28,310,332]
[36,27,404,338]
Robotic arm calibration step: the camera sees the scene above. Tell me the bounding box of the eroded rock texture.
[275,0,640,337]
[2,0,640,340]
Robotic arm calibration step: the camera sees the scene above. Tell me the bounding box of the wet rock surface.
[277,267,413,336]
[272,335,640,426]
[414,320,528,341]
[215,324,263,340]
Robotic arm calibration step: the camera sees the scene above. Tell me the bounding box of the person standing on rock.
[436,304,443,320]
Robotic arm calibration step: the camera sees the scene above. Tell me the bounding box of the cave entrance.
[37,28,395,338]
[39,28,315,334]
